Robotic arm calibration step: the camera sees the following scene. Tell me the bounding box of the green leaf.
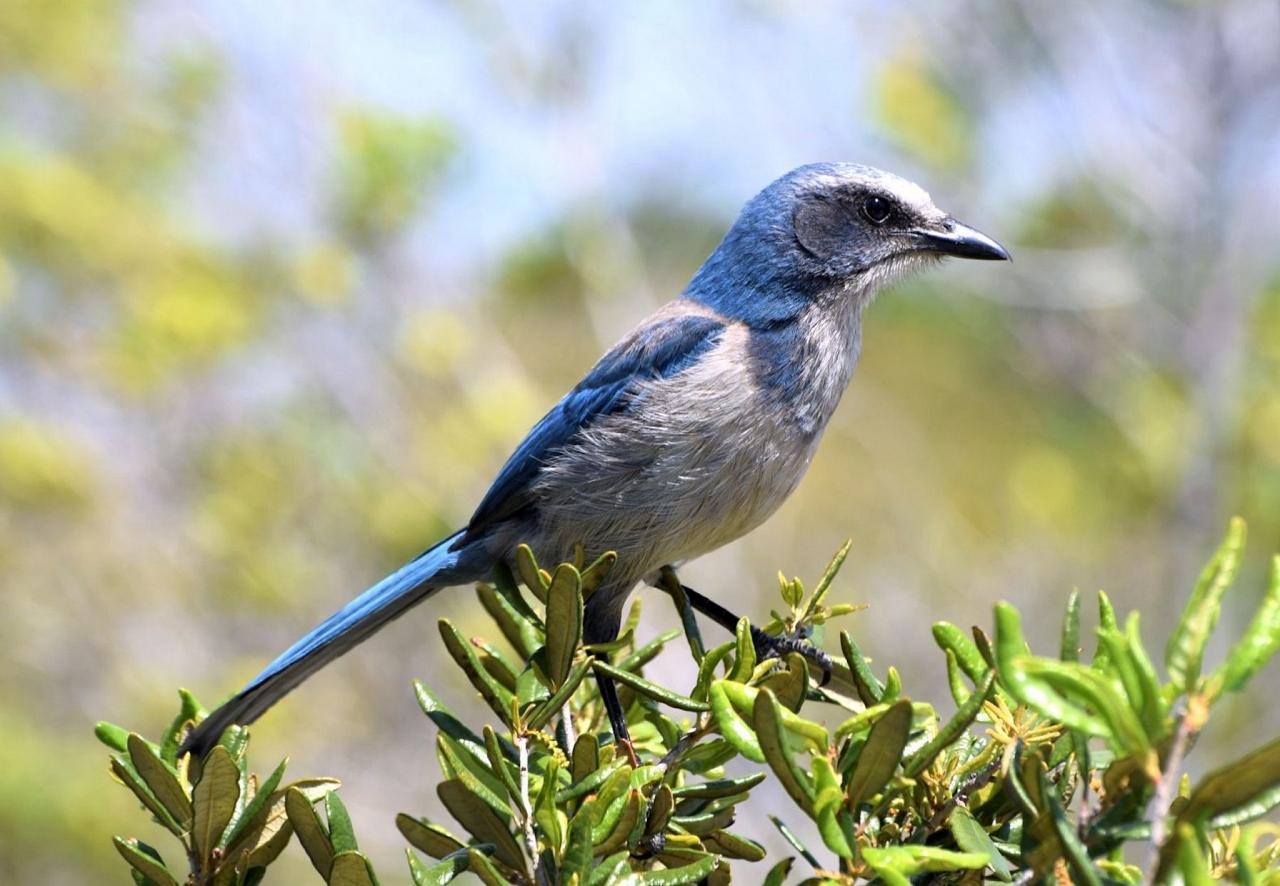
[617,853,719,884]
[904,669,995,776]
[1018,657,1149,756]
[561,799,596,883]
[438,619,516,722]
[436,733,513,817]
[526,654,594,731]
[1061,589,1081,662]
[644,784,676,838]
[126,734,192,830]
[192,745,240,863]
[437,779,524,871]
[326,791,358,854]
[760,651,809,712]
[328,850,378,886]
[1038,763,1103,886]
[800,538,852,622]
[287,786,333,878]
[768,815,820,868]
[948,805,1012,881]
[413,682,491,760]
[846,699,912,808]
[762,857,794,886]
[862,845,989,880]
[221,756,288,854]
[556,759,626,805]
[671,773,767,800]
[593,660,709,712]
[703,830,767,861]
[514,544,550,604]
[407,847,467,886]
[1173,822,1214,886]
[544,562,583,688]
[841,631,884,705]
[1182,734,1280,822]
[1207,783,1280,829]
[711,679,828,750]
[481,727,521,807]
[1212,554,1280,697]
[95,721,130,753]
[161,689,204,766]
[589,851,633,886]
[664,576,706,664]
[729,617,757,680]
[593,790,642,856]
[113,837,179,886]
[752,688,815,815]
[570,733,598,783]
[465,848,512,886]
[932,622,987,683]
[811,755,852,858]
[395,814,465,860]
[944,650,971,706]
[109,756,184,837]
[1166,516,1246,694]
[580,550,617,597]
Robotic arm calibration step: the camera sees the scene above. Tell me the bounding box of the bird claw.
[749,624,834,686]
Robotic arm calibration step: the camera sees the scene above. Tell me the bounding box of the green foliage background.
[3,1,1280,882]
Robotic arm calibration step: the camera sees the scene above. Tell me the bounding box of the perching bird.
[181,162,1008,758]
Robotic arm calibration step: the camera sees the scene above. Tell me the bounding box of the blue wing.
[458,311,726,541]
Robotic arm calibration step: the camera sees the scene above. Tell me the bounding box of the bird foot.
[750,623,834,686]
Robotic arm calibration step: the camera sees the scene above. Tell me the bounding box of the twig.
[1142,706,1198,885]
[516,735,549,886]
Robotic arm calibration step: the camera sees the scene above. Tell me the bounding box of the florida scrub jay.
[182,163,1009,758]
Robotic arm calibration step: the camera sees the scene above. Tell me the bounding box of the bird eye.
[862,196,892,225]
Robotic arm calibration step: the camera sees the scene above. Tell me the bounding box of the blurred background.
[3,0,1280,881]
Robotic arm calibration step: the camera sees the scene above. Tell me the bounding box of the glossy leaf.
[948,805,1012,881]
[904,669,994,776]
[113,837,178,886]
[846,699,912,808]
[437,779,525,871]
[752,688,815,814]
[1182,734,1280,822]
[932,622,987,684]
[328,850,378,886]
[287,786,333,878]
[593,660,708,712]
[192,745,240,862]
[544,562,583,688]
[1212,554,1280,697]
[395,814,465,860]
[800,538,851,622]
[1166,516,1246,694]
[438,619,515,721]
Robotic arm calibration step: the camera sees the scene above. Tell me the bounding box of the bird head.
[687,163,1009,324]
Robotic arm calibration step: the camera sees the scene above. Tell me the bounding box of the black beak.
[915,218,1010,261]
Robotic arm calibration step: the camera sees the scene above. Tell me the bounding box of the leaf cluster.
[99,522,1280,883]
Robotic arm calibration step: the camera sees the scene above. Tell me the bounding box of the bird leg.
[594,665,640,768]
[655,566,833,685]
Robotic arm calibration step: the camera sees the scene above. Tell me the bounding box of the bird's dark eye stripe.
[862,195,892,224]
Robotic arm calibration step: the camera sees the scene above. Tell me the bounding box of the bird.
[181,162,1009,759]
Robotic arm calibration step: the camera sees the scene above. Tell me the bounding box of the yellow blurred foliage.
[399,307,472,377]
[1007,446,1080,530]
[873,53,972,173]
[0,419,96,509]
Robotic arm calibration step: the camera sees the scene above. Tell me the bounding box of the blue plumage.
[460,313,726,540]
[181,163,1007,758]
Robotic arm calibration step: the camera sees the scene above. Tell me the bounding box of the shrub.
[98,520,1280,884]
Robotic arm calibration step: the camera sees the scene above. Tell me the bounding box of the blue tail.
[181,530,475,757]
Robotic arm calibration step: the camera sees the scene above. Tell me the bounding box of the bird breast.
[531,305,862,575]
